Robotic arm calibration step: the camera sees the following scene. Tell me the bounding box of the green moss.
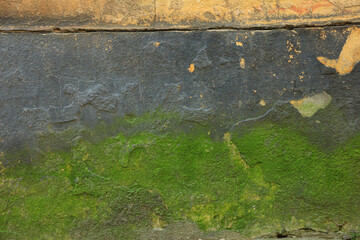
[232,123,360,231]
[1,119,360,239]
[351,231,360,240]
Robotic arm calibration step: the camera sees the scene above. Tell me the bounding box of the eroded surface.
[1,0,360,29]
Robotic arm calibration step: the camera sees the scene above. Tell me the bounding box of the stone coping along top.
[1,0,360,31]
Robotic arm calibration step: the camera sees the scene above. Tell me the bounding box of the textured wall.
[1,26,360,153]
[1,0,360,29]
[1,1,360,239]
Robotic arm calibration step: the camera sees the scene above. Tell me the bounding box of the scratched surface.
[1,26,360,153]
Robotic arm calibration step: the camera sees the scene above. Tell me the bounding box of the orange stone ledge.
[1,0,360,30]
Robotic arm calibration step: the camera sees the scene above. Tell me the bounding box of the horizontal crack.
[0,19,360,33]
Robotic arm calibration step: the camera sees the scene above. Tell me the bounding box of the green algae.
[1,120,360,239]
[232,123,360,232]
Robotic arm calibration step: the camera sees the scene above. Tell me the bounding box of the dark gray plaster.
[0,26,360,155]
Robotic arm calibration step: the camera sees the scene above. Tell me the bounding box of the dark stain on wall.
[1,26,360,154]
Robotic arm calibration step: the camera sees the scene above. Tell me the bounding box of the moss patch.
[1,122,360,239]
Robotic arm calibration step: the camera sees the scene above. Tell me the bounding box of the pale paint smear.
[290,91,332,117]
[317,27,360,75]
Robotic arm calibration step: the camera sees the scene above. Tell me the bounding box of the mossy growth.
[1,121,360,239]
[351,231,360,240]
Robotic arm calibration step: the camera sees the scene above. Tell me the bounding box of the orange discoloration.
[290,98,305,107]
[317,27,360,75]
[153,42,161,47]
[188,63,195,73]
[236,42,243,47]
[290,6,307,15]
[311,2,333,12]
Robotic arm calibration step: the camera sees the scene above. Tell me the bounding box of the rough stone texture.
[1,26,360,154]
[2,1,360,239]
[0,0,360,30]
[1,17,360,238]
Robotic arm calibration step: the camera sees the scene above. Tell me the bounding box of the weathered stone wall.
[1,0,360,29]
[1,1,360,239]
[1,27,360,153]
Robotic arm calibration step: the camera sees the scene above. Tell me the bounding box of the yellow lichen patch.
[153,42,160,47]
[240,58,246,69]
[188,63,195,73]
[236,42,243,47]
[185,163,278,231]
[290,91,332,117]
[223,132,248,169]
[259,100,266,106]
[317,27,360,75]
[223,132,231,142]
[187,202,243,231]
[238,165,277,213]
